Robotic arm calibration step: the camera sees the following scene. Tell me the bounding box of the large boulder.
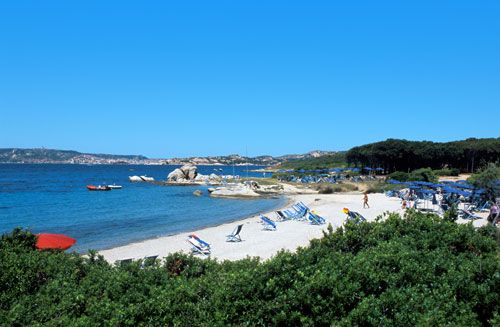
[167,164,198,182]
[182,165,198,180]
[167,168,186,182]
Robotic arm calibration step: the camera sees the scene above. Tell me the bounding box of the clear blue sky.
[1,1,499,158]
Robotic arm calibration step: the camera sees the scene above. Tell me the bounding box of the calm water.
[0,164,284,252]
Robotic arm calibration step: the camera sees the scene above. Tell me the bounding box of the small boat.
[87,185,111,191]
[107,184,122,189]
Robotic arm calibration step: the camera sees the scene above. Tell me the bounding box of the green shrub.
[1,212,499,325]
[434,168,460,176]
[387,171,409,182]
[468,163,500,201]
[318,185,334,194]
[408,168,438,183]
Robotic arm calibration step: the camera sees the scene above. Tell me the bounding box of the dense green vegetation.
[346,138,500,173]
[388,168,438,183]
[278,152,347,170]
[1,212,499,326]
[468,164,500,201]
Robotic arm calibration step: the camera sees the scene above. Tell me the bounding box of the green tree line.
[346,138,500,173]
[1,212,499,326]
[279,152,347,170]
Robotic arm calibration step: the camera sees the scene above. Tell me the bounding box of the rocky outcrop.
[209,184,260,198]
[167,164,198,182]
[166,165,223,185]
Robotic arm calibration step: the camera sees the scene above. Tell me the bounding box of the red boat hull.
[87,185,111,191]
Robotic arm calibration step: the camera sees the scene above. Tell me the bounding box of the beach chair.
[459,209,481,220]
[283,209,301,220]
[260,215,277,231]
[189,234,211,249]
[187,235,211,256]
[343,208,366,224]
[276,210,290,221]
[226,224,243,242]
[308,212,326,225]
[298,202,311,211]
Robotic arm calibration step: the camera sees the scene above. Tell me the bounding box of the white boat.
[107,184,122,189]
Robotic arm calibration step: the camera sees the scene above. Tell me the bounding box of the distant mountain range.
[0,148,148,165]
[0,148,338,165]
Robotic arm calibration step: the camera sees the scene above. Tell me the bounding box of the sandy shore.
[98,192,489,263]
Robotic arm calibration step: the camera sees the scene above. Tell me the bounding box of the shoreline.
[98,193,410,263]
[92,195,290,254]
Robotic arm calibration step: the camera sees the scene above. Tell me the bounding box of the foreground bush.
[1,213,499,326]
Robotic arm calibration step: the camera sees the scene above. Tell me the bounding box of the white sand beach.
[98,192,489,263]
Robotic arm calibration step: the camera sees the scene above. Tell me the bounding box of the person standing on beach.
[488,203,499,224]
[363,192,370,208]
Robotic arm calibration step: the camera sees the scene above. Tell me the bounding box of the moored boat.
[87,185,112,191]
[107,184,122,189]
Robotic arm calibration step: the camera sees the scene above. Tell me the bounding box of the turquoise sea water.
[0,164,285,253]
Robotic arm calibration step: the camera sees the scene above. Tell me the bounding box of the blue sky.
[1,1,499,158]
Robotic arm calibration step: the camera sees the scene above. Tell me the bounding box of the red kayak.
[36,233,76,250]
[87,185,112,191]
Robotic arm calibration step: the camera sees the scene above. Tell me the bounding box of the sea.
[0,164,285,253]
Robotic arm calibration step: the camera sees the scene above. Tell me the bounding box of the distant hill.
[163,150,339,166]
[0,148,148,164]
[0,148,339,165]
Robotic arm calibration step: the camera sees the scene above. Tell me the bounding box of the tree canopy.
[346,138,500,173]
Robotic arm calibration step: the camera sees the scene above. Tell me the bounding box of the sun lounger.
[187,235,211,256]
[260,215,277,231]
[189,234,211,249]
[276,210,290,221]
[459,209,481,220]
[283,209,301,220]
[308,212,326,225]
[345,210,366,223]
[226,224,243,242]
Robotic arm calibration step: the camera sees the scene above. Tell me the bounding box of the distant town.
[0,148,336,166]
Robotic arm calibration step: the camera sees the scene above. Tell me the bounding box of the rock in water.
[167,168,185,182]
[193,190,203,196]
[181,165,198,180]
[210,184,260,198]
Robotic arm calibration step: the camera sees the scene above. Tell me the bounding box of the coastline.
[98,193,409,263]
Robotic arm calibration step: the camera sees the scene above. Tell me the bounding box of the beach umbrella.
[36,233,76,250]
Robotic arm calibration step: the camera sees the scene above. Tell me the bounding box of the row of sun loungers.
[275,202,326,225]
[118,204,368,261]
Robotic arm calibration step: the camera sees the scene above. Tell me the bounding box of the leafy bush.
[434,168,460,176]
[468,163,500,201]
[387,171,409,182]
[408,168,438,183]
[364,182,400,194]
[316,183,358,194]
[318,185,334,194]
[1,212,499,325]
